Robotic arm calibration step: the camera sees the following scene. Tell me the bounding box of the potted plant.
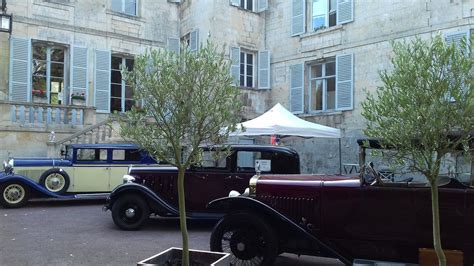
[119,40,242,266]
[71,92,86,106]
[32,89,48,103]
[361,35,473,265]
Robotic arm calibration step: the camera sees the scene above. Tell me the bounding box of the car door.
[185,150,232,212]
[71,148,110,192]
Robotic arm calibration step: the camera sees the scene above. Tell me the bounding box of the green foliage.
[119,41,243,168]
[362,34,473,266]
[362,35,473,180]
[118,41,243,266]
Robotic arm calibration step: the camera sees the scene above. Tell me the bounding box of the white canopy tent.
[230,103,341,138]
[229,103,343,173]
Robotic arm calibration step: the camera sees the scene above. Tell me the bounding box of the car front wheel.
[111,194,149,230]
[210,212,278,266]
[39,168,70,194]
[0,182,30,208]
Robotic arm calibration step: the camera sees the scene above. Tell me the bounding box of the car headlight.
[3,159,13,175]
[123,174,136,184]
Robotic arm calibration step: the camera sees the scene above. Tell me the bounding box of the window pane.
[32,60,47,76]
[311,79,323,111]
[111,0,122,12]
[111,97,122,112]
[124,0,136,15]
[246,65,253,76]
[311,64,323,78]
[125,99,135,111]
[247,53,253,64]
[312,16,325,30]
[111,69,122,84]
[247,0,253,10]
[326,61,335,76]
[329,11,337,27]
[50,63,64,78]
[33,44,47,60]
[326,77,336,110]
[125,58,134,70]
[100,149,108,161]
[113,150,125,160]
[111,56,122,70]
[77,149,96,161]
[50,78,64,105]
[125,85,134,98]
[32,76,47,100]
[247,76,253,87]
[111,84,122,97]
[240,75,245,86]
[51,48,65,62]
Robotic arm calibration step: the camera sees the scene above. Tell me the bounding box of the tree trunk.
[430,182,446,266]
[178,166,189,266]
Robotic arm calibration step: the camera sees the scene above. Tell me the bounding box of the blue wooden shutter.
[336,53,353,110]
[337,0,354,25]
[230,47,241,86]
[445,31,470,55]
[167,37,180,55]
[289,63,304,113]
[291,0,305,36]
[94,49,111,113]
[71,46,89,105]
[257,0,268,12]
[258,50,270,89]
[9,37,31,102]
[190,29,199,52]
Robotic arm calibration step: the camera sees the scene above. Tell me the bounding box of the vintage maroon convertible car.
[207,140,474,265]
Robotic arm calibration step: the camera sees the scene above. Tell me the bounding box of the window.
[32,43,66,105]
[309,60,335,111]
[112,149,142,161]
[77,149,107,161]
[111,0,137,16]
[240,0,253,11]
[199,151,228,169]
[311,0,336,31]
[111,56,135,112]
[240,51,255,88]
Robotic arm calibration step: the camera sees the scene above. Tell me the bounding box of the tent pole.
[339,138,342,175]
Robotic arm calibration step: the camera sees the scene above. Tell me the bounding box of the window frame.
[111,55,135,113]
[111,0,138,16]
[31,41,68,105]
[310,0,337,32]
[308,59,336,113]
[240,50,256,88]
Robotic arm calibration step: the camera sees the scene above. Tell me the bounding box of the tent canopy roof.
[230,103,341,138]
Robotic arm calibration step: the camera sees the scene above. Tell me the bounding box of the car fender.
[0,174,74,199]
[106,183,178,215]
[207,196,352,265]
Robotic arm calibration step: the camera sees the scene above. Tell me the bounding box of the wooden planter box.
[137,247,230,266]
[419,248,463,266]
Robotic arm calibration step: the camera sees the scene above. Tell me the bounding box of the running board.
[74,193,109,199]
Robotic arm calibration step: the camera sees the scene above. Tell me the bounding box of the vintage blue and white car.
[0,143,157,208]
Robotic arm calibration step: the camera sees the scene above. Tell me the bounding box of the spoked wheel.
[111,194,149,230]
[39,169,70,194]
[210,212,278,266]
[0,182,30,208]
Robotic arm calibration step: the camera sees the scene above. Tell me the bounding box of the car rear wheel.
[111,194,149,230]
[210,212,278,266]
[0,182,30,208]
[39,169,70,194]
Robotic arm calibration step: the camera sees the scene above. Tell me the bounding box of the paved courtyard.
[0,200,343,265]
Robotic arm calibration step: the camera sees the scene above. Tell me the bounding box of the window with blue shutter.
[291,0,305,36]
[258,50,270,89]
[445,31,470,55]
[94,50,111,113]
[290,63,304,113]
[337,0,353,25]
[335,53,353,110]
[71,46,88,105]
[9,37,31,103]
[230,47,241,86]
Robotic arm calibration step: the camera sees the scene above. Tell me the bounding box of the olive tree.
[119,41,243,265]
[362,35,473,265]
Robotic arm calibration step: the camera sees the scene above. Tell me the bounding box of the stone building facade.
[0,0,472,175]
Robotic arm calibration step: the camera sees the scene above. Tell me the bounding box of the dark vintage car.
[0,143,157,208]
[103,144,300,230]
[207,140,474,265]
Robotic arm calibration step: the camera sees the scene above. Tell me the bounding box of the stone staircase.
[46,119,130,157]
